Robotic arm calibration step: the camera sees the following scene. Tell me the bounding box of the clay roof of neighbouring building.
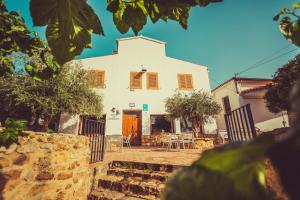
[211,77,273,92]
[240,85,269,94]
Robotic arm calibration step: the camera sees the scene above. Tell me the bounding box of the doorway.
[122,110,142,145]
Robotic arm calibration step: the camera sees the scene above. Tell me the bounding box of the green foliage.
[163,134,275,200]
[0,118,28,148]
[28,0,221,65]
[164,80,300,200]
[165,91,221,135]
[265,54,300,113]
[108,0,222,35]
[0,0,59,78]
[273,4,300,47]
[0,62,103,131]
[268,80,300,200]
[30,0,104,65]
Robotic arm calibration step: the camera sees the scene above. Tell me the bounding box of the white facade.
[212,78,289,135]
[59,36,217,138]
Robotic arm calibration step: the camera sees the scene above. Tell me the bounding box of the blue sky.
[6,0,300,88]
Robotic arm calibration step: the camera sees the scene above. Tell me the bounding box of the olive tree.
[165,91,221,137]
[0,61,103,131]
[264,54,300,124]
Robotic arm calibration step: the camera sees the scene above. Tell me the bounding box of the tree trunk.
[287,111,295,127]
[41,114,51,132]
[191,118,201,138]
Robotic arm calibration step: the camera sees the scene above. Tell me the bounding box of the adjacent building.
[59,36,217,144]
[212,77,289,135]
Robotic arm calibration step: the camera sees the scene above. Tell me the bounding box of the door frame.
[122,110,142,145]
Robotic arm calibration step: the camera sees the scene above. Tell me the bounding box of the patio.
[93,146,204,167]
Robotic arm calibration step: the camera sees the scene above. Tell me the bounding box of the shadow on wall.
[0,173,7,200]
[59,123,78,134]
[58,114,79,134]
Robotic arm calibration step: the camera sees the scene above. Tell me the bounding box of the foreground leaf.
[107,0,222,35]
[163,134,275,200]
[30,0,104,65]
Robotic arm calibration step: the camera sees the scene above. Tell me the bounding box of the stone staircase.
[88,161,182,200]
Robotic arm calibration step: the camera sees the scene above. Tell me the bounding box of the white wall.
[62,36,217,136]
[212,79,288,133]
[212,80,239,131]
[255,113,289,132]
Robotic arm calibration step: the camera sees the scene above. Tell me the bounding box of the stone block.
[36,172,54,181]
[13,154,28,165]
[0,146,7,153]
[21,169,35,181]
[3,169,22,179]
[16,143,35,154]
[0,157,11,168]
[5,143,18,154]
[57,172,73,180]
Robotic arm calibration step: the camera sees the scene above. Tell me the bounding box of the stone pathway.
[92,147,203,167]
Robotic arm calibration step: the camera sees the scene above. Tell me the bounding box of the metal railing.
[224,104,257,142]
[81,119,106,163]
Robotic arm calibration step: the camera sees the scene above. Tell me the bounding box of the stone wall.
[0,132,91,200]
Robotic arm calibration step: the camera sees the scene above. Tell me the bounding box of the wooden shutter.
[177,74,193,90]
[185,74,193,89]
[130,72,142,89]
[178,74,186,89]
[147,72,158,89]
[88,70,105,88]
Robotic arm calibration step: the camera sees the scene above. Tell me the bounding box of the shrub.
[0,118,28,148]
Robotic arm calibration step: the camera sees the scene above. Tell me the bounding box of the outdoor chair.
[123,134,132,148]
[180,132,196,149]
[165,134,181,151]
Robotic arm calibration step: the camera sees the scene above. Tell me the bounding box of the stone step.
[88,189,158,200]
[106,168,169,182]
[98,175,165,197]
[109,160,182,173]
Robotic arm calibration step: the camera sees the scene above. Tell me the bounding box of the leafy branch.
[274,3,300,47]
[28,0,222,66]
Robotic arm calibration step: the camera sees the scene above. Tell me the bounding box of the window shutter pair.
[88,70,105,88]
[178,74,194,90]
[147,72,158,89]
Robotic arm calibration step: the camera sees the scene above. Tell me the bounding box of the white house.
[212,77,289,136]
[59,36,217,144]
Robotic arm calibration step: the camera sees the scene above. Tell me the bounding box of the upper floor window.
[147,72,158,89]
[88,70,105,88]
[222,96,231,114]
[177,74,194,90]
[130,72,142,89]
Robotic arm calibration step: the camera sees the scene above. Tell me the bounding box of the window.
[130,72,142,89]
[88,70,105,88]
[147,72,158,89]
[180,117,193,132]
[223,96,231,114]
[177,74,194,90]
[150,115,174,134]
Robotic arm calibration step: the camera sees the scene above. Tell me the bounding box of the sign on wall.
[143,104,148,111]
[129,103,135,108]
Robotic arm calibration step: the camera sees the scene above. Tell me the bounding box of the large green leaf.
[30,0,104,65]
[108,0,222,35]
[163,134,275,200]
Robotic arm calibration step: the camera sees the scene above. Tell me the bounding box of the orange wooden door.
[122,115,139,142]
